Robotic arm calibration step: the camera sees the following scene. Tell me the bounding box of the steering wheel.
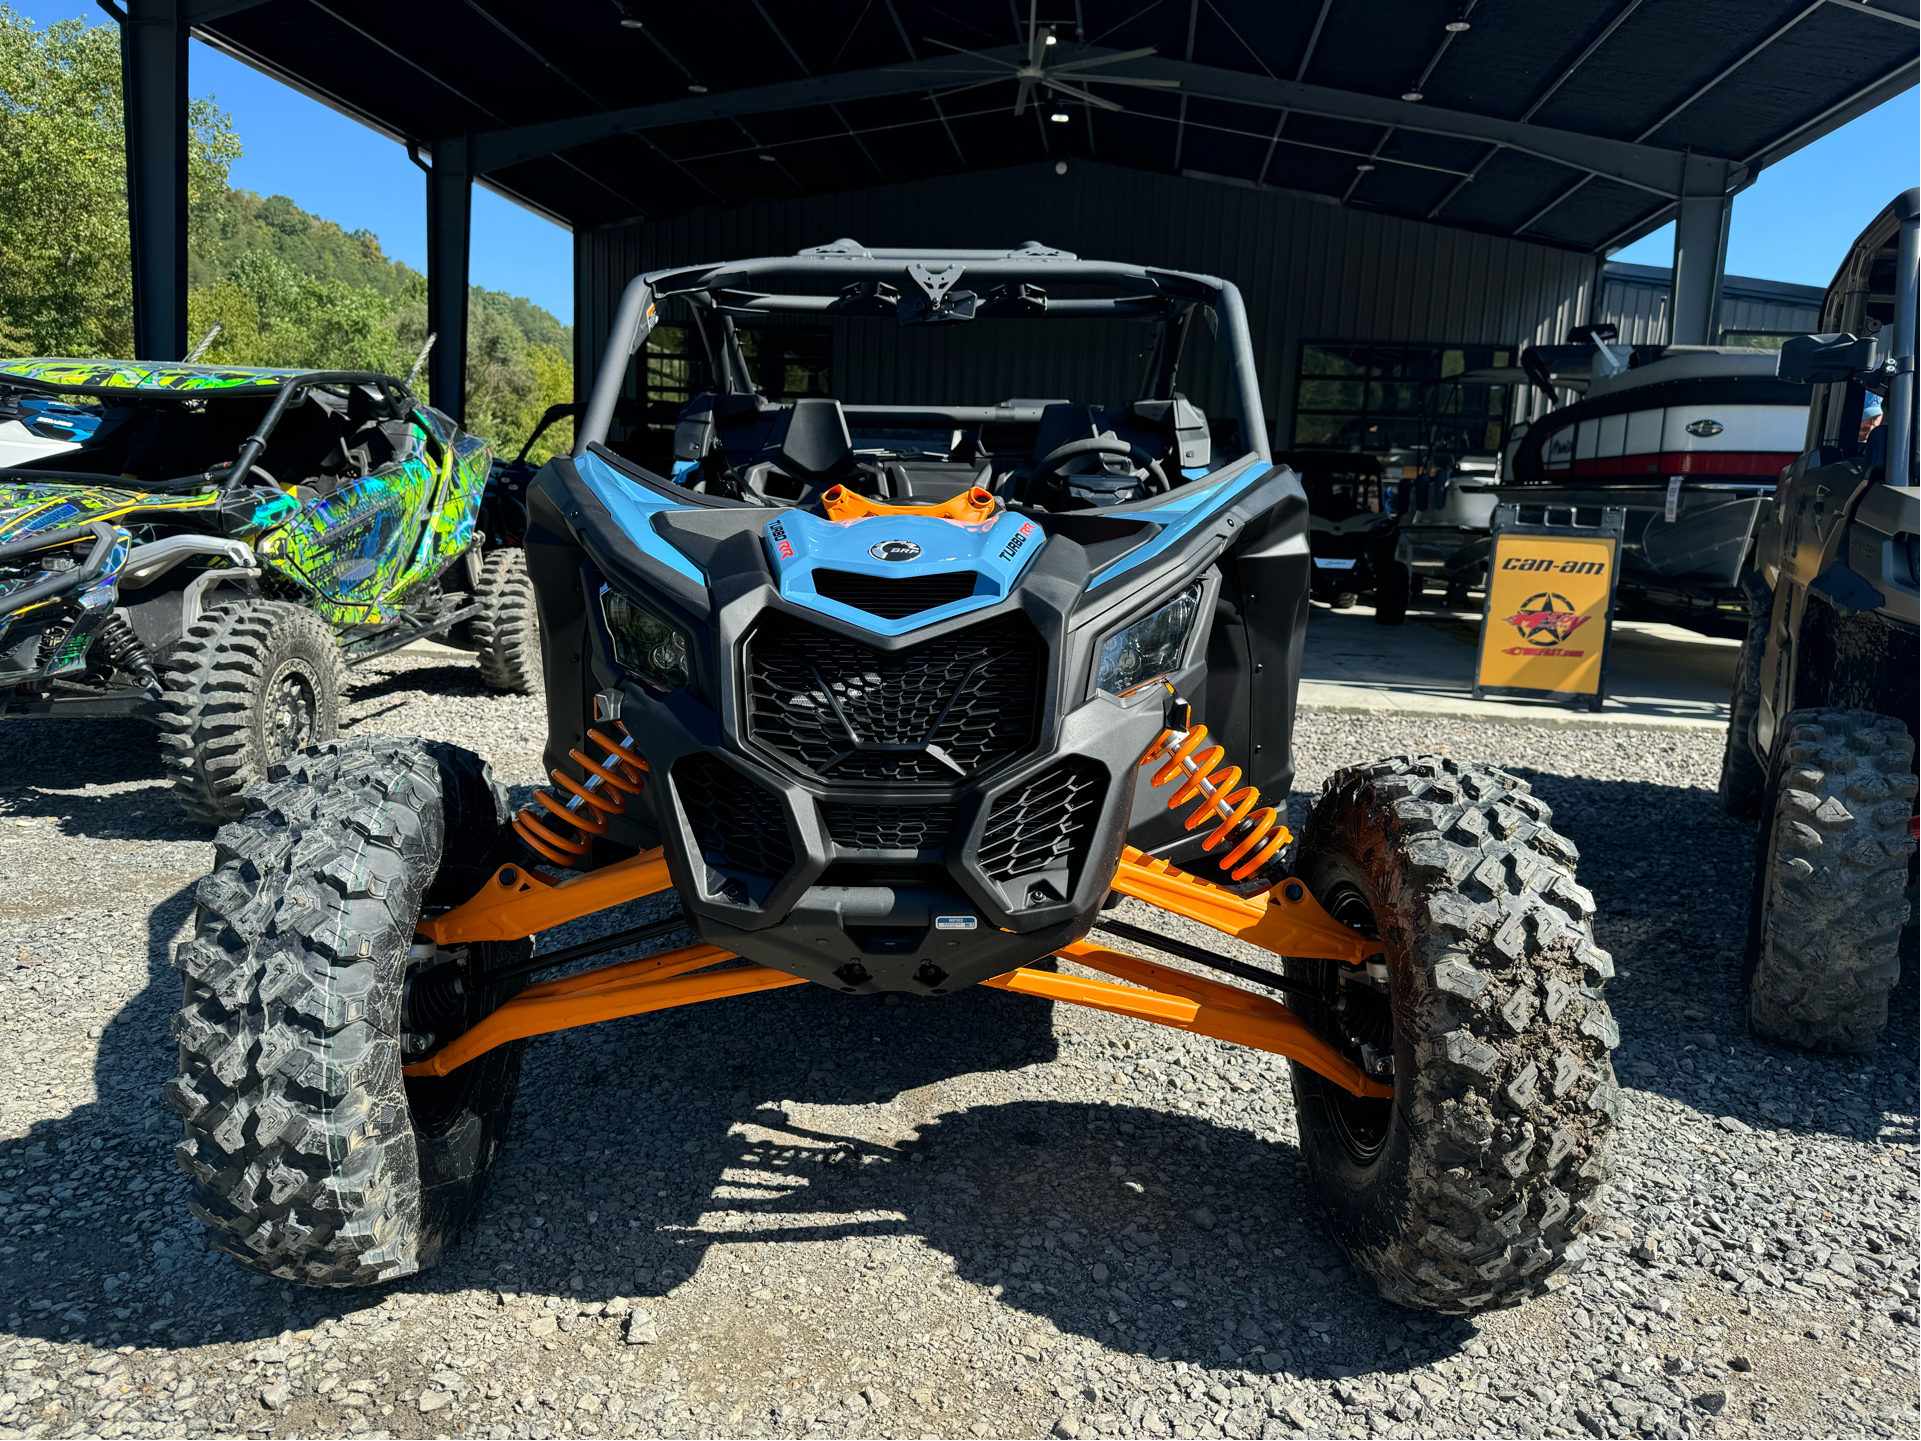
[1029,437,1170,496]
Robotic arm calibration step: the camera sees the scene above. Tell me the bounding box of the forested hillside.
[0,11,574,461]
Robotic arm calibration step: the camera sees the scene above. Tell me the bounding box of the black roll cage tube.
[576,249,1270,465]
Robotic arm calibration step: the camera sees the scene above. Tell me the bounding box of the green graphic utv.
[0,360,538,821]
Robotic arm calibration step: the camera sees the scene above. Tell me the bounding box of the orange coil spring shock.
[1140,723,1290,883]
[512,724,651,868]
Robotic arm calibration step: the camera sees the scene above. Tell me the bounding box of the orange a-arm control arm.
[403,943,805,1078]
[1107,845,1371,963]
[985,943,1390,1099]
[418,848,677,945]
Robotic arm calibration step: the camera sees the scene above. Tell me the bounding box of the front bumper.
[615,623,1172,995]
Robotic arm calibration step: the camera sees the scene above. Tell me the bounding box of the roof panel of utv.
[0,360,313,395]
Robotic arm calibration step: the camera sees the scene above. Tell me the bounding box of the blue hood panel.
[763,506,1044,636]
[575,451,708,586]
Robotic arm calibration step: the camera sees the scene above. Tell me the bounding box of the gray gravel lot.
[0,651,1915,1441]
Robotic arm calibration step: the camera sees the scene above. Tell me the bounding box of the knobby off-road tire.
[470,548,541,694]
[166,736,528,1285]
[1745,709,1917,1053]
[1286,756,1619,1313]
[158,600,347,826]
[1718,580,1771,820]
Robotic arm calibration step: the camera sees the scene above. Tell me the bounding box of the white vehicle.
[1498,341,1810,614]
[0,395,96,468]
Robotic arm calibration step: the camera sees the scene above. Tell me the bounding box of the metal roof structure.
[113,0,1918,409]
[183,0,1917,250]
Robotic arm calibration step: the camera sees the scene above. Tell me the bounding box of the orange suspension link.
[1140,723,1290,883]
[513,723,650,867]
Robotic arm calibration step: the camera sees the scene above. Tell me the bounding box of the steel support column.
[120,0,189,361]
[425,134,471,422]
[1670,159,1732,346]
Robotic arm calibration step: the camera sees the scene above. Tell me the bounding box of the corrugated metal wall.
[1596,263,1824,346]
[576,160,1600,448]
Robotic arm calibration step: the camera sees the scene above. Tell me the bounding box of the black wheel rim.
[1320,878,1395,1167]
[263,662,320,762]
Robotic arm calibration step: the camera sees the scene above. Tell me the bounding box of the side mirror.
[1778,332,1879,385]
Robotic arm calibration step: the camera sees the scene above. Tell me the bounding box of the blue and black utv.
[169,242,1621,1313]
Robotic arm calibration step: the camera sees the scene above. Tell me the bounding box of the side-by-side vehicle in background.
[0,362,538,821]
[1719,189,1919,1054]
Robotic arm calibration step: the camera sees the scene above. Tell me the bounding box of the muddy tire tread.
[1294,755,1618,1313]
[168,737,453,1284]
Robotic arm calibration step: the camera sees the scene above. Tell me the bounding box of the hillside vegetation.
[0,10,574,461]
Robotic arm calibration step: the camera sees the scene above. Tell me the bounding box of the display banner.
[1473,506,1625,711]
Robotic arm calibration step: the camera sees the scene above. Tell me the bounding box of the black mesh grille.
[812,568,978,619]
[979,760,1108,884]
[671,753,795,878]
[744,614,1042,785]
[821,803,958,851]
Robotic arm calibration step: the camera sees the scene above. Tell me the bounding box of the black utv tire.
[1373,558,1410,627]
[166,736,528,1284]
[1286,756,1619,1313]
[1718,576,1771,820]
[471,548,542,694]
[1745,709,1917,1053]
[158,600,348,825]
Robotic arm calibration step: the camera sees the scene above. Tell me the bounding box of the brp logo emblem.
[869,539,921,562]
[1685,418,1723,437]
[1505,592,1589,646]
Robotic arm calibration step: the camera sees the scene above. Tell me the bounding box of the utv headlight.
[602,588,690,692]
[1095,581,1204,696]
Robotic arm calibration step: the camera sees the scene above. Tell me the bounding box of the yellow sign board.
[1475,531,1619,697]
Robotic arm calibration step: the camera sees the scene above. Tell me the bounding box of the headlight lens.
[1095,581,1204,696]
[602,588,690,691]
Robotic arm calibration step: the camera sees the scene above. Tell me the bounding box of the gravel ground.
[0,651,1915,1441]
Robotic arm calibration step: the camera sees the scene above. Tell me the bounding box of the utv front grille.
[821,802,958,851]
[671,753,795,879]
[979,760,1108,885]
[744,614,1042,785]
[811,568,978,619]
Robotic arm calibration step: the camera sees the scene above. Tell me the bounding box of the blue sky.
[1612,88,1920,283]
[14,3,1921,320]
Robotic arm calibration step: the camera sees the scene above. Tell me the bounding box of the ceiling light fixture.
[687,84,708,94]
[619,16,643,26]
[1049,111,1070,122]
[1401,90,1423,102]
[1355,162,1376,171]
[1044,31,1058,45]
[1445,18,1471,31]
[757,153,776,163]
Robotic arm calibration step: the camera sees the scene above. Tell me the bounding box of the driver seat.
[742,398,867,501]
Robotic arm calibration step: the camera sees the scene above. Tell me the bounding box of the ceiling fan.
[922,0,1181,116]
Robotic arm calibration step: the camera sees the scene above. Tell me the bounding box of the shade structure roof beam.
[465,42,1712,200]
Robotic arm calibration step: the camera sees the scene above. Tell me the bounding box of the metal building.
[1595,261,1826,348]
[113,0,1916,447]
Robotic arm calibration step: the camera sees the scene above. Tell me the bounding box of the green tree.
[0,9,238,357]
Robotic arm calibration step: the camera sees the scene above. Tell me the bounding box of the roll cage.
[575,240,1271,468]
